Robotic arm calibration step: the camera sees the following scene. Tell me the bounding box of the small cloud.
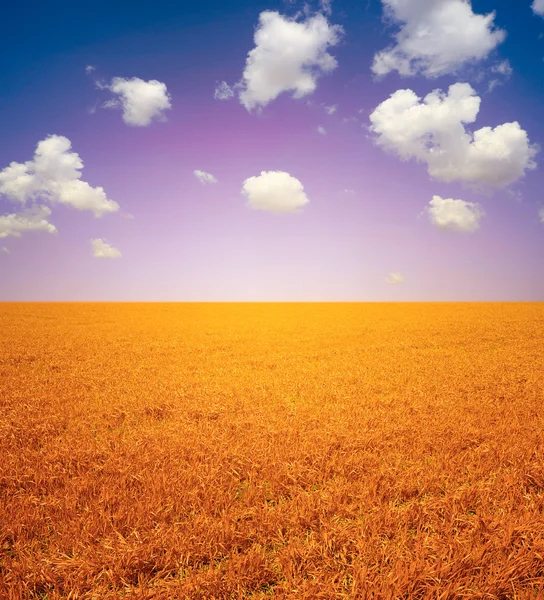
[324,104,337,115]
[386,272,405,284]
[492,59,513,77]
[343,188,355,194]
[342,116,359,125]
[1,246,10,254]
[0,135,119,217]
[85,65,96,74]
[533,0,544,17]
[102,77,172,126]
[539,207,544,223]
[214,81,234,100]
[320,0,333,16]
[91,238,122,258]
[193,169,218,184]
[120,212,135,220]
[237,11,343,111]
[242,170,309,214]
[0,205,57,238]
[427,195,484,233]
[317,126,327,135]
[487,59,513,92]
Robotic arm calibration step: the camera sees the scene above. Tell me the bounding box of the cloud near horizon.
[386,272,405,284]
[0,135,119,217]
[372,0,506,78]
[103,77,172,126]
[369,83,538,189]
[237,11,343,111]
[91,238,122,258]
[242,170,310,213]
[427,195,484,233]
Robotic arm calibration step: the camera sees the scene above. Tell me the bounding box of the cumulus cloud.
[91,238,122,258]
[369,83,538,189]
[237,11,343,111]
[0,135,119,217]
[386,272,405,284]
[0,205,57,238]
[104,77,171,126]
[427,195,483,232]
[372,0,506,78]
[193,169,218,184]
[533,0,544,16]
[214,81,235,100]
[317,126,327,134]
[242,170,309,213]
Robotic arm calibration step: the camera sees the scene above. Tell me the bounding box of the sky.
[0,0,543,301]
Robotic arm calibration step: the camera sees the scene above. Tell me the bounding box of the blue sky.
[0,0,543,300]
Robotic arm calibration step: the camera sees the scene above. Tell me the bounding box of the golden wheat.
[1,303,543,599]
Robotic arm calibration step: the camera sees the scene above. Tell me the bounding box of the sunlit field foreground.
[1,303,544,599]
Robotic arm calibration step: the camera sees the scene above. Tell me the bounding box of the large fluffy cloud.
[91,238,122,258]
[237,11,343,111]
[193,170,217,184]
[104,77,172,126]
[0,205,57,238]
[0,136,119,217]
[369,83,538,189]
[427,195,483,232]
[372,0,506,78]
[533,0,544,16]
[241,171,309,213]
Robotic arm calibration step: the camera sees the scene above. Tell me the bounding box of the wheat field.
[1,302,543,599]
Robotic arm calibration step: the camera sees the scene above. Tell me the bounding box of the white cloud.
[317,126,327,135]
[0,246,9,254]
[320,0,332,16]
[85,65,96,74]
[386,272,405,284]
[91,238,122,258]
[325,104,337,115]
[533,0,544,16]
[238,11,343,111]
[372,0,506,78]
[0,205,57,238]
[214,81,235,100]
[369,83,538,189]
[491,59,513,77]
[105,77,171,126]
[193,169,218,184]
[0,135,119,217]
[427,195,483,233]
[242,170,309,213]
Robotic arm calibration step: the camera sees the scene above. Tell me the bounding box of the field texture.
[1,303,544,599]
